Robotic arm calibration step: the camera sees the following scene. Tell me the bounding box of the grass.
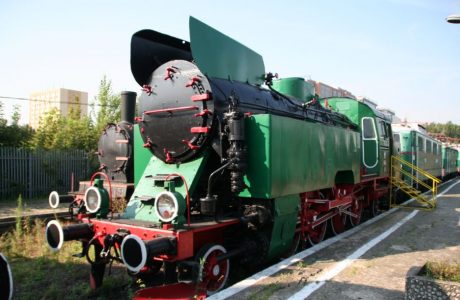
[0,197,133,299]
[424,261,460,283]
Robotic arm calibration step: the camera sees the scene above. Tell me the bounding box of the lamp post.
[446,14,460,24]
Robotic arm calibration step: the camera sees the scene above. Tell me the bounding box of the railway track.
[0,211,69,234]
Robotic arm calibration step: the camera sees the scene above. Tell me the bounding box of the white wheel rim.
[201,245,229,295]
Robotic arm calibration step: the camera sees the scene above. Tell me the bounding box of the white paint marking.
[207,179,458,300]
[287,210,418,300]
[288,179,460,300]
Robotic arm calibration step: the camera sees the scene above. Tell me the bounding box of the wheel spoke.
[349,199,363,227]
[330,212,347,235]
[307,221,327,245]
[196,244,229,295]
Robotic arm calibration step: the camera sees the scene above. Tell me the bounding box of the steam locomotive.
[44,17,452,299]
[48,91,138,216]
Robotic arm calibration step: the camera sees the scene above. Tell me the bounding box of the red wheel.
[349,198,364,227]
[196,244,229,295]
[330,212,347,235]
[307,221,327,245]
[369,199,380,218]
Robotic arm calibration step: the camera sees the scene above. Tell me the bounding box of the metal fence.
[0,147,90,200]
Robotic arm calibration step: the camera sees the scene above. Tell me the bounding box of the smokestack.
[120,91,137,123]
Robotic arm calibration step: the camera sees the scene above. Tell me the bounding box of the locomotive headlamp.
[154,191,185,223]
[85,187,101,213]
[84,179,109,217]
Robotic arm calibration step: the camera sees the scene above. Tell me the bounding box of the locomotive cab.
[318,97,393,180]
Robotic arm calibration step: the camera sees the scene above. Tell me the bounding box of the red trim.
[191,92,212,101]
[185,76,202,87]
[144,106,199,115]
[182,140,200,150]
[115,157,129,161]
[164,66,177,80]
[83,218,240,260]
[143,138,152,148]
[190,127,209,134]
[115,139,129,144]
[142,85,153,96]
[165,173,191,226]
[400,151,415,155]
[194,109,213,117]
[360,175,389,183]
[163,148,174,163]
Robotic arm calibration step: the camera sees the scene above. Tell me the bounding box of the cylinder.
[46,220,93,251]
[121,234,176,273]
[49,191,74,209]
[120,91,137,123]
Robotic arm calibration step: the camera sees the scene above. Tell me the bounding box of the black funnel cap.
[121,91,137,123]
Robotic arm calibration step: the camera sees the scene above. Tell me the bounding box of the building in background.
[29,88,88,129]
[307,80,356,99]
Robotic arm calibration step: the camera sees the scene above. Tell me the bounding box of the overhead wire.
[0,96,119,108]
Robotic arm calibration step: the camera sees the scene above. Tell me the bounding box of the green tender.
[239,114,361,199]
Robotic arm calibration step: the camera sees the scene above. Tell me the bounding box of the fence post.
[28,150,32,200]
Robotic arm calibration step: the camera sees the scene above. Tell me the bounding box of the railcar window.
[433,143,438,155]
[393,133,400,143]
[426,140,432,153]
[378,121,388,139]
[362,118,376,139]
[418,136,424,152]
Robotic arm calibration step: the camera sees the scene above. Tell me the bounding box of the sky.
[0,0,459,125]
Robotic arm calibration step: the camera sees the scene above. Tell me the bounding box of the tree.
[11,104,21,125]
[32,108,61,150]
[31,75,121,151]
[92,75,121,133]
[425,122,460,139]
[32,106,96,151]
[0,102,34,148]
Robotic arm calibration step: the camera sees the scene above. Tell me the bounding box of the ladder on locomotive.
[389,155,441,211]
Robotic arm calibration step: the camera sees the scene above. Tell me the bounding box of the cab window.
[378,120,388,139]
[362,118,376,139]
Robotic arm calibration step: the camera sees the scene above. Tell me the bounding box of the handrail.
[393,166,432,190]
[392,155,441,184]
[390,155,439,211]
